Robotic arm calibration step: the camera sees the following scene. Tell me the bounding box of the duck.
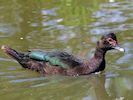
[1,33,124,76]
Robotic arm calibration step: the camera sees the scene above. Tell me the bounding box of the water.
[0,0,133,100]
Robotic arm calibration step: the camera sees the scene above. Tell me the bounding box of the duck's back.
[28,50,83,69]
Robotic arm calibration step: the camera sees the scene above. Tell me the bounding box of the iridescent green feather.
[29,51,68,68]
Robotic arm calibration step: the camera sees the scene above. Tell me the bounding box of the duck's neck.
[94,47,106,59]
[91,47,107,72]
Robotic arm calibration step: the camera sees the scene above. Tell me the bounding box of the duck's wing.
[28,51,83,69]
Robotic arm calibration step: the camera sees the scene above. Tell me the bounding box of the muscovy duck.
[1,33,124,76]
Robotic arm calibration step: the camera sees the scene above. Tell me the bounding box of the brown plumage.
[1,33,124,76]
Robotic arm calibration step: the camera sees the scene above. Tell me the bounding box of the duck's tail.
[1,45,46,73]
[1,45,25,62]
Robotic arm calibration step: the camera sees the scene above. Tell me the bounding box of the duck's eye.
[107,38,113,42]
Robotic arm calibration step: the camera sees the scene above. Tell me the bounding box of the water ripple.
[90,1,133,34]
[10,77,45,83]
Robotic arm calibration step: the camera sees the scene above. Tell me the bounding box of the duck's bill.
[113,46,125,52]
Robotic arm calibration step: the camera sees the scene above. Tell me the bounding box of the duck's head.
[97,33,125,52]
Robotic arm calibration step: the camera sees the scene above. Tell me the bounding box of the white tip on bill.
[114,46,125,52]
[119,48,125,52]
